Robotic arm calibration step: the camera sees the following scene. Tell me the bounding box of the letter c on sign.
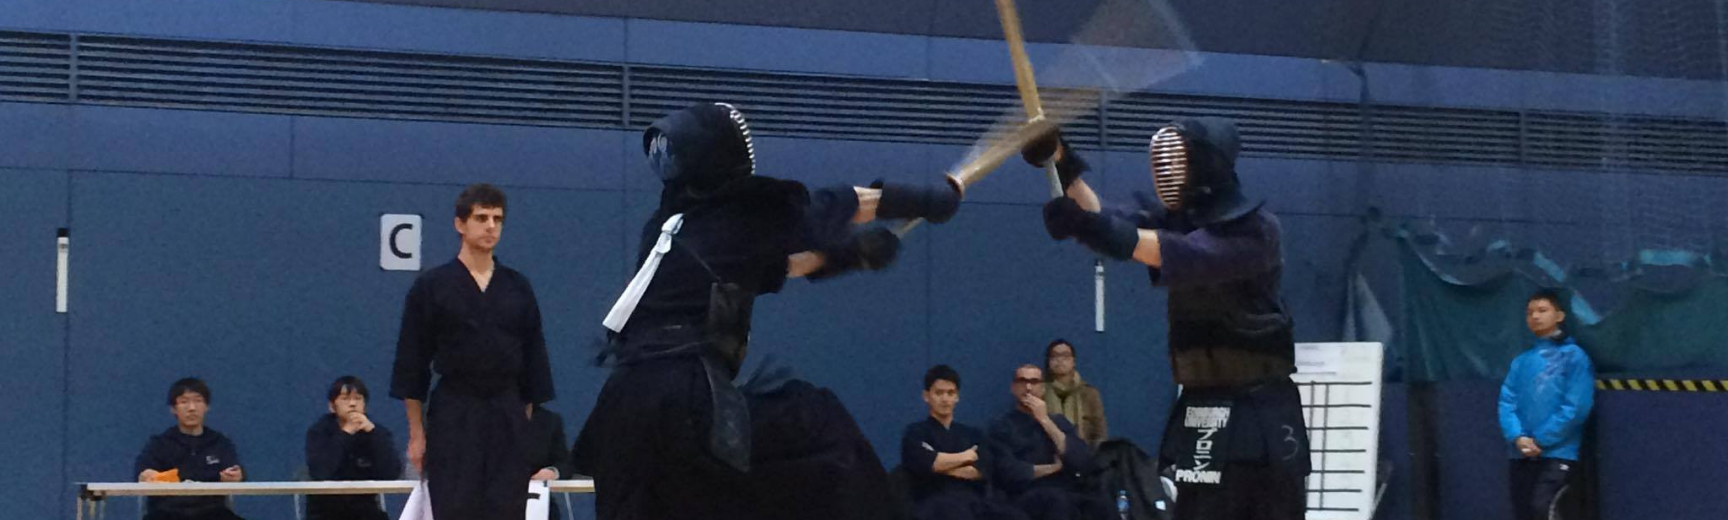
[380,214,422,271]
[390,223,414,259]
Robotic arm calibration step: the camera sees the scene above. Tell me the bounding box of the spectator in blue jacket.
[305,376,400,520]
[135,377,247,520]
[1498,290,1595,520]
[988,365,1107,520]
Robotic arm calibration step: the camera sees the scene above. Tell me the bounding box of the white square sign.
[380,214,422,271]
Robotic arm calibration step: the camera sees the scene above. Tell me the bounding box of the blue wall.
[3,1,1727,520]
[1,170,69,520]
[184,0,1728,80]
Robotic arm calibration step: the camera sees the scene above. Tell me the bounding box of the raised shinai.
[1024,118,1310,520]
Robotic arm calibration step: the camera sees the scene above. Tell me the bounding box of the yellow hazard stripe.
[1595,378,1728,392]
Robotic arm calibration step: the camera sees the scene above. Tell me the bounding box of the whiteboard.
[1292,342,1385,520]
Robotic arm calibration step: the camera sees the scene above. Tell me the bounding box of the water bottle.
[1116,489,1131,520]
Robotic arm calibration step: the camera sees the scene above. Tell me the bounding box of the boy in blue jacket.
[1498,290,1595,520]
[135,377,247,520]
[305,376,401,520]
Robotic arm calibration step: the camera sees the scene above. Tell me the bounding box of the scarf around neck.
[1046,371,1087,424]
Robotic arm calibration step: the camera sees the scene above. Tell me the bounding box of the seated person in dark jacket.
[988,365,1107,520]
[901,365,1027,520]
[135,377,247,520]
[526,404,573,520]
[305,376,402,520]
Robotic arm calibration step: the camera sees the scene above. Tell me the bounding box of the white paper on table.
[396,480,551,520]
[399,480,432,520]
[526,480,550,519]
[395,476,549,518]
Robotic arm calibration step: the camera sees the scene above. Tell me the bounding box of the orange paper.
[150,468,180,483]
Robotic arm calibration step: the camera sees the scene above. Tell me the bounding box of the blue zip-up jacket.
[134,426,244,518]
[1497,334,1595,461]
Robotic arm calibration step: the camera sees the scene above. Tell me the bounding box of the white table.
[76,480,595,520]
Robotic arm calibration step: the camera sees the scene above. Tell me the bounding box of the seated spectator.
[988,365,1107,520]
[525,403,572,520]
[135,377,247,520]
[305,376,401,520]
[1042,339,1107,448]
[901,365,1027,520]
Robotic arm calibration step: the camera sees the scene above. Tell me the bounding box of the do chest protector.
[1163,275,1295,387]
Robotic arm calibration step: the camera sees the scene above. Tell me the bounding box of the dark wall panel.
[291,119,627,190]
[1594,390,1728,520]
[70,106,293,178]
[313,0,1728,79]
[0,170,70,520]
[0,103,73,170]
[625,19,930,78]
